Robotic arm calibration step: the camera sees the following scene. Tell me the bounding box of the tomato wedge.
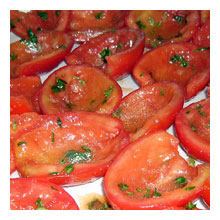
[39,65,122,114]
[10,178,79,210]
[10,140,16,174]
[66,28,145,80]
[113,81,184,141]
[10,31,73,78]
[13,112,129,186]
[175,98,210,162]
[68,10,128,42]
[133,42,210,100]
[202,178,210,207]
[10,10,70,38]
[104,130,210,210]
[125,10,200,48]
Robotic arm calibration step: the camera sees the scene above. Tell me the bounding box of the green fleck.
[64,164,74,174]
[159,88,165,96]
[27,29,38,44]
[140,72,146,77]
[185,186,195,191]
[51,131,55,144]
[118,182,128,191]
[35,198,47,210]
[37,27,42,31]
[100,47,111,62]
[66,102,75,110]
[198,110,207,117]
[191,124,197,132]
[55,10,60,16]
[169,54,180,63]
[174,176,187,187]
[179,55,189,67]
[143,188,152,198]
[48,172,59,175]
[88,199,111,210]
[187,157,196,167]
[117,43,123,50]
[10,52,18,61]
[149,16,155,26]
[157,20,162,27]
[17,142,26,146]
[193,47,210,52]
[113,108,122,119]
[94,11,104,19]
[51,186,58,191]
[51,78,67,93]
[37,11,48,20]
[12,121,17,131]
[73,76,86,86]
[151,41,157,48]
[136,188,142,192]
[186,110,191,114]
[90,100,96,105]
[163,12,167,20]
[10,19,16,29]
[103,86,114,105]
[57,117,62,128]
[154,188,162,197]
[169,54,189,67]
[126,191,134,197]
[136,20,146,29]
[60,158,66,165]
[59,44,67,50]
[184,202,197,210]
[173,15,183,24]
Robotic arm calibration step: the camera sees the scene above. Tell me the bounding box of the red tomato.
[68,10,128,42]
[193,19,210,48]
[114,81,184,141]
[175,98,210,162]
[10,31,73,78]
[104,130,210,210]
[10,178,79,210]
[10,10,70,38]
[202,178,210,207]
[13,112,129,186]
[200,10,210,24]
[66,28,145,80]
[39,65,122,114]
[133,42,210,100]
[10,140,16,174]
[125,10,200,48]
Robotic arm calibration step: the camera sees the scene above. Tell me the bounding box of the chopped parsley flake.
[51,78,67,93]
[184,202,197,210]
[118,182,128,191]
[136,20,146,29]
[169,54,189,67]
[94,11,104,19]
[10,52,18,61]
[154,188,161,197]
[191,124,197,132]
[174,176,187,187]
[57,117,62,128]
[103,86,114,104]
[17,142,26,146]
[12,121,17,131]
[64,164,74,174]
[35,198,47,210]
[100,47,111,62]
[73,76,86,86]
[51,131,55,144]
[173,15,183,24]
[55,10,60,16]
[37,11,48,20]
[149,17,155,26]
[193,47,210,52]
[185,186,195,191]
[140,72,146,77]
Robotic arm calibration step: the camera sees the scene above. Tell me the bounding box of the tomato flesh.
[133,42,210,100]
[66,28,145,80]
[114,81,184,141]
[13,112,129,186]
[104,131,210,210]
[202,178,210,207]
[175,98,210,162]
[10,178,79,210]
[39,65,122,114]
[10,31,73,78]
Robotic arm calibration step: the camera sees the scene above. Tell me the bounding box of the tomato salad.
[10,10,210,210]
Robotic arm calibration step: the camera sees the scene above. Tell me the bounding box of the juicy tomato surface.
[200,10,210,24]
[125,10,200,47]
[10,31,73,78]
[39,65,122,114]
[202,178,210,207]
[175,98,210,162]
[104,130,210,210]
[10,178,79,210]
[10,140,16,174]
[68,10,128,42]
[10,10,70,38]
[113,81,184,142]
[66,28,145,80]
[133,42,210,100]
[13,112,129,186]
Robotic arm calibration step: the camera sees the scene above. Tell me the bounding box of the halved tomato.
[10,178,79,210]
[65,28,145,80]
[202,178,210,207]
[104,130,210,210]
[113,81,184,141]
[13,112,129,186]
[39,65,122,114]
[10,31,73,78]
[10,10,70,38]
[125,10,200,48]
[133,42,210,100]
[68,10,128,42]
[175,98,210,162]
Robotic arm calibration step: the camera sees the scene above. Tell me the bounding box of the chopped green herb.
[157,20,162,27]
[66,102,75,110]
[143,188,152,198]
[185,186,195,191]
[60,158,66,165]
[51,78,67,93]
[35,198,47,210]
[51,131,55,144]
[59,44,67,50]
[94,11,104,19]
[17,141,26,146]
[37,27,42,31]
[197,104,202,110]
[90,100,96,105]
[136,188,142,192]
[50,186,58,191]
[154,188,162,197]
[55,10,60,16]
[10,52,18,61]
[191,124,197,132]
[12,121,17,131]
[175,33,182,38]
[169,54,189,67]
[187,157,196,167]
[118,182,128,191]
[88,199,111,210]
[48,172,59,175]
[100,47,111,62]
[193,47,210,52]
[184,202,197,210]
[57,117,62,128]
[37,11,48,20]
[174,176,187,187]
[136,20,146,29]
[103,86,114,105]
[64,164,74,174]
[206,123,210,128]
[163,12,168,20]
[140,72,146,77]
[173,15,183,24]
[149,16,155,26]
[27,29,38,44]
[126,191,134,197]
[117,43,123,50]
[151,41,157,48]
[159,88,165,96]
[111,28,116,33]
[186,110,191,114]
[198,110,207,117]
[73,76,86,86]
[113,108,122,119]
[10,19,16,28]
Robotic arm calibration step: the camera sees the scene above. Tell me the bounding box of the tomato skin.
[175,98,210,162]
[10,140,16,174]
[133,42,210,100]
[39,65,122,115]
[10,178,79,210]
[125,10,200,47]
[116,81,184,141]
[202,178,210,207]
[68,10,129,42]
[200,10,210,24]
[10,31,74,78]
[104,131,210,210]
[13,112,129,186]
[66,28,145,80]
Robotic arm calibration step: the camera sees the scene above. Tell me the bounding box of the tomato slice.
[175,98,210,162]
[10,10,70,38]
[39,65,122,114]
[133,42,210,100]
[68,10,128,42]
[125,10,200,48]
[65,28,145,80]
[193,19,210,48]
[113,81,184,141]
[10,178,79,210]
[13,112,129,186]
[202,178,210,207]
[104,130,210,210]
[10,140,16,174]
[10,31,74,78]
[200,10,210,24]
